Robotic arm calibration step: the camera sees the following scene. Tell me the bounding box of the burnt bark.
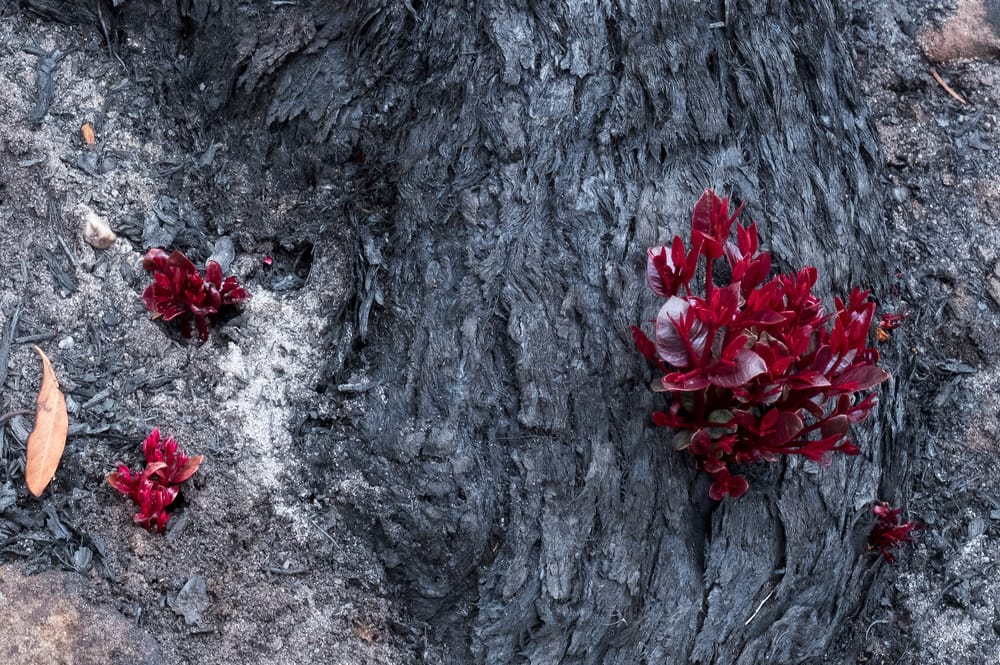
[116,1,904,662]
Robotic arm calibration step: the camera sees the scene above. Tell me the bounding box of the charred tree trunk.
[114,1,903,662]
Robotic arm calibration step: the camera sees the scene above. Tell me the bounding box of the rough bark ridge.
[125,1,895,662]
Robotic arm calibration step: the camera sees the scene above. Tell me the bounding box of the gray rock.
[207,236,236,274]
[170,575,211,626]
[0,568,162,665]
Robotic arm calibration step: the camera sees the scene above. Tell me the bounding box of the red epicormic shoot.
[141,248,251,343]
[869,502,917,563]
[878,312,909,330]
[876,310,909,343]
[633,189,889,499]
[107,428,203,533]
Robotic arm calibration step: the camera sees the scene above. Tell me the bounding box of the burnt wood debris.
[16,0,909,663]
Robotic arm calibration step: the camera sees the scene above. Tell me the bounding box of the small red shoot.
[108,428,202,534]
[141,248,251,343]
[869,502,917,563]
[876,310,909,343]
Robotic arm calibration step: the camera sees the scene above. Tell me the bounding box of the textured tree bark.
[119,1,904,662]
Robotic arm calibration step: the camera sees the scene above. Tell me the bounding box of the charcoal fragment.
[72,546,93,573]
[207,236,235,273]
[170,576,210,625]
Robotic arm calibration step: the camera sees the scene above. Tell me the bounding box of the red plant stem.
[704,257,714,299]
[798,421,824,436]
[700,325,719,367]
[693,390,706,421]
[675,319,702,371]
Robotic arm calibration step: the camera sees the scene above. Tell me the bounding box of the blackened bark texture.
[124,1,902,662]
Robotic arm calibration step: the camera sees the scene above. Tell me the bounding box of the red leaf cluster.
[876,310,909,343]
[107,428,203,533]
[142,248,251,342]
[878,311,909,330]
[633,189,889,500]
[869,502,916,562]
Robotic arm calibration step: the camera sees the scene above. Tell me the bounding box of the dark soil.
[847,2,1000,662]
[0,0,998,663]
[1,3,414,663]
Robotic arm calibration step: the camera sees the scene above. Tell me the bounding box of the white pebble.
[77,204,117,249]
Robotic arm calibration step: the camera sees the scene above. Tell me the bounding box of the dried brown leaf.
[25,346,69,497]
[81,121,96,146]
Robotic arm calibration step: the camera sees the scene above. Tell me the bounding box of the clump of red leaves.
[632,189,889,500]
[869,502,917,563]
[876,310,909,343]
[142,248,251,343]
[107,428,203,533]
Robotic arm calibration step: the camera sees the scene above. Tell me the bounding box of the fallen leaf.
[81,121,96,146]
[25,346,69,497]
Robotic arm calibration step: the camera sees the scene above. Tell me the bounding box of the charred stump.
[104,1,905,662]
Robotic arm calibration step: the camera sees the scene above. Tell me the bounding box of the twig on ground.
[0,301,21,387]
[0,409,33,426]
[930,67,968,105]
[309,519,344,554]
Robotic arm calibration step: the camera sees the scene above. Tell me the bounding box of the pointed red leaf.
[835,365,889,392]
[205,261,224,288]
[691,189,720,235]
[173,455,204,484]
[631,325,657,361]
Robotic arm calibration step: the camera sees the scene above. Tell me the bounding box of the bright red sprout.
[141,248,251,343]
[876,310,909,343]
[107,428,203,534]
[869,502,917,563]
[878,311,909,330]
[633,189,889,499]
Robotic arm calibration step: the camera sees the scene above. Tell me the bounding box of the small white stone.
[58,336,74,350]
[78,204,117,249]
